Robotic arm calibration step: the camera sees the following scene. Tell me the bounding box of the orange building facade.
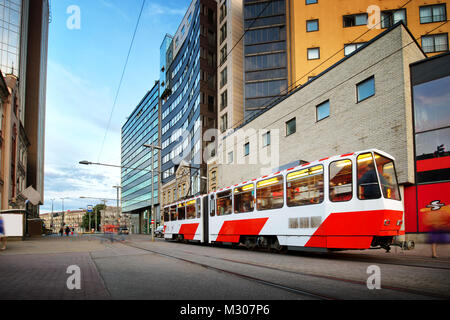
[287,0,449,87]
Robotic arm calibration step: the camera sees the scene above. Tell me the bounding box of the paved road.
[1,234,449,302]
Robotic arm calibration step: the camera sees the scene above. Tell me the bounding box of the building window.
[220,90,228,110]
[220,113,228,133]
[220,44,227,65]
[219,2,227,23]
[316,100,330,121]
[244,142,250,156]
[228,151,233,164]
[357,76,375,103]
[421,34,448,53]
[306,19,319,32]
[381,9,406,28]
[343,14,367,27]
[220,67,227,88]
[262,131,271,147]
[420,4,447,24]
[307,47,320,60]
[306,0,318,4]
[286,118,296,136]
[220,22,227,44]
[344,43,365,56]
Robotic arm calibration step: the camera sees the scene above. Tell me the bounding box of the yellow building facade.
[288,0,449,86]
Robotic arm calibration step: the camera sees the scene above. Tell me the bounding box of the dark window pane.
[246,68,287,81]
[416,127,450,160]
[245,52,287,71]
[245,41,286,55]
[357,76,375,102]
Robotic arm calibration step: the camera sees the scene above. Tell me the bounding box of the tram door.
[202,195,209,243]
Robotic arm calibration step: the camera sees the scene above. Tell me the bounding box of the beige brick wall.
[216,24,426,189]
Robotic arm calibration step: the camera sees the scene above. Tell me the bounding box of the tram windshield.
[374,153,401,200]
[357,153,401,201]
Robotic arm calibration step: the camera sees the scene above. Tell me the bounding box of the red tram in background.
[163,149,408,252]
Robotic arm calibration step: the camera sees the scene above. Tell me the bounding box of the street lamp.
[112,186,122,228]
[143,144,162,242]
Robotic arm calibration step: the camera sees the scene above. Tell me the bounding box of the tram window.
[357,153,381,200]
[217,190,232,216]
[329,160,353,202]
[234,184,255,213]
[257,176,284,211]
[170,205,177,221]
[196,198,202,218]
[287,165,324,207]
[186,200,196,219]
[374,153,401,200]
[178,204,186,220]
[164,207,170,222]
[210,195,216,217]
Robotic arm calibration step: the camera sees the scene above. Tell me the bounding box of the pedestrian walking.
[0,215,6,250]
[65,226,70,237]
[59,226,64,236]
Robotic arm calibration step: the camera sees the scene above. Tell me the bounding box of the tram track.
[91,234,448,300]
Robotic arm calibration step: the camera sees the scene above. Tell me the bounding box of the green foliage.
[81,204,106,232]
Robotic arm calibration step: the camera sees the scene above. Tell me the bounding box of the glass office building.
[121,82,160,231]
[0,0,22,76]
[160,0,217,199]
[243,0,288,119]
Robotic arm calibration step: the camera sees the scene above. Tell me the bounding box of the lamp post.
[60,197,69,227]
[143,144,162,242]
[112,186,122,228]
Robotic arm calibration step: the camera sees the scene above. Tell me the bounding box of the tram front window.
[357,153,381,200]
[374,153,401,200]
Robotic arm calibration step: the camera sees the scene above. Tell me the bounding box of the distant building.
[121,81,160,234]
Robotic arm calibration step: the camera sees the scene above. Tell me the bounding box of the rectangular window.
[220,22,227,44]
[234,184,255,213]
[420,4,447,24]
[421,34,448,53]
[307,47,320,60]
[329,159,353,202]
[186,200,196,219]
[344,43,365,56]
[316,100,330,121]
[306,19,319,32]
[220,44,227,65]
[228,151,233,164]
[381,9,406,28]
[244,142,250,156]
[256,176,284,211]
[177,203,186,220]
[217,190,232,216]
[263,131,271,147]
[286,165,324,207]
[357,153,381,200]
[357,76,375,102]
[220,113,228,133]
[306,0,318,4]
[286,118,296,136]
[220,67,227,88]
[220,90,228,110]
[170,206,177,221]
[343,14,367,27]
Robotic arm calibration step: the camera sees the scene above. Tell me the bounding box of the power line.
[97,0,147,162]
[226,0,415,132]
[218,20,449,161]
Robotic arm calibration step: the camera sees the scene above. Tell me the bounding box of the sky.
[41,0,189,213]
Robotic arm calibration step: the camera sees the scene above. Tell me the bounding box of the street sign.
[87,205,93,213]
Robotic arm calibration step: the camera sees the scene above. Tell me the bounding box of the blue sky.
[42,0,189,213]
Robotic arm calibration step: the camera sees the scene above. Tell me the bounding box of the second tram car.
[163,149,405,252]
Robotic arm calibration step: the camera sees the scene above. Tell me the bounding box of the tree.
[81,204,106,232]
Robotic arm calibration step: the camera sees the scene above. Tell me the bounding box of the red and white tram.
[163,149,405,252]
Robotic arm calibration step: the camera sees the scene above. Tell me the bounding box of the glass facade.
[0,0,22,76]
[160,0,217,196]
[121,82,160,214]
[243,0,288,119]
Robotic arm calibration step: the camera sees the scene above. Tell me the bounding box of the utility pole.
[113,186,122,227]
